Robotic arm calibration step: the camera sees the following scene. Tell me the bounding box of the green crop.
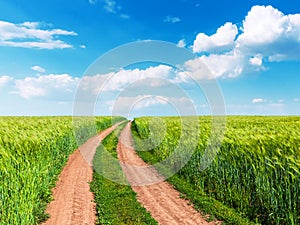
[132,116,300,225]
[0,116,125,225]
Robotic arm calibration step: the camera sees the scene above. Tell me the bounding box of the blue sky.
[0,0,299,117]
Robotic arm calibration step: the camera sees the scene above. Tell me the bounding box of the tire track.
[117,122,220,225]
[42,124,118,225]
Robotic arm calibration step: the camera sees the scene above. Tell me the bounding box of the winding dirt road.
[117,122,219,225]
[42,122,219,225]
[42,125,118,225]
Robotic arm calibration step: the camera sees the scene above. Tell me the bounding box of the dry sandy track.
[42,125,118,225]
[117,122,219,225]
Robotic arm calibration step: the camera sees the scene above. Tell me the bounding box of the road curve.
[117,122,219,225]
[42,124,118,225]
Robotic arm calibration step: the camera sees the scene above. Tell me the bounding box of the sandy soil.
[117,122,220,225]
[42,125,118,225]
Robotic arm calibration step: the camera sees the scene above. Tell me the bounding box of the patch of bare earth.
[117,122,221,225]
[42,125,117,225]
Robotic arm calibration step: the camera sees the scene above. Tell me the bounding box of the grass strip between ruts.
[90,122,158,225]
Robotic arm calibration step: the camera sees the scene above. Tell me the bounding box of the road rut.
[117,122,219,225]
[42,125,117,225]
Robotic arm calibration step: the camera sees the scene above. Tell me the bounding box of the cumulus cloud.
[108,95,193,116]
[236,5,300,60]
[199,52,244,78]
[177,39,186,48]
[135,96,169,109]
[237,6,285,46]
[109,95,168,112]
[180,51,244,79]
[0,76,13,87]
[0,21,77,49]
[238,6,289,45]
[1,64,201,109]
[190,5,300,78]
[13,74,79,99]
[31,65,46,73]
[176,58,217,80]
[249,55,263,66]
[164,16,181,23]
[80,65,173,95]
[252,98,267,103]
[174,52,245,80]
[193,22,238,53]
[80,44,86,49]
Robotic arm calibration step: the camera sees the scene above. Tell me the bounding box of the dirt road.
[42,125,117,225]
[117,122,218,225]
[42,121,219,225]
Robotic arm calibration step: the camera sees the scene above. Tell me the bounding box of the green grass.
[132,116,300,225]
[168,175,258,225]
[0,116,126,225]
[91,123,158,225]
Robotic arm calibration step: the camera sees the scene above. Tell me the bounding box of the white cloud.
[109,95,168,112]
[189,5,300,78]
[0,76,13,87]
[103,0,118,13]
[249,55,263,66]
[31,65,46,73]
[120,14,130,19]
[177,39,186,48]
[174,52,245,80]
[80,44,86,49]
[176,58,216,81]
[91,0,129,18]
[13,74,79,99]
[0,20,77,49]
[252,98,267,104]
[268,54,287,62]
[22,22,40,29]
[80,65,173,94]
[199,52,244,78]
[193,22,238,53]
[108,95,193,116]
[164,16,181,23]
[294,98,300,102]
[237,5,300,59]
[1,40,74,49]
[135,96,170,109]
[237,6,285,46]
